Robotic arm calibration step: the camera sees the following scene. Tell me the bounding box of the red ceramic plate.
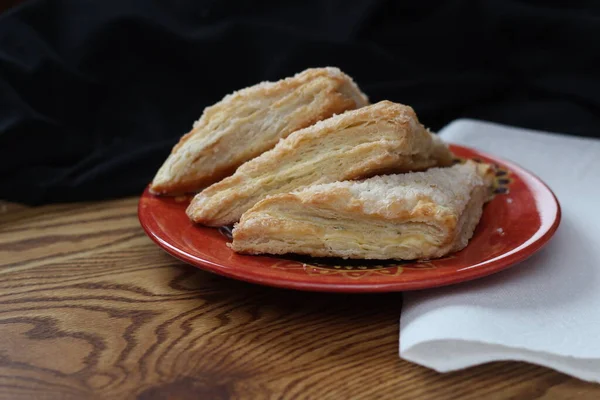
[139,144,560,293]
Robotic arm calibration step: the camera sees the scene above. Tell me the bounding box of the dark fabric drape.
[1,0,599,204]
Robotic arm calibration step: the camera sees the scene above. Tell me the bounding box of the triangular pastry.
[231,161,494,260]
[150,67,369,195]
[186,101,454,226]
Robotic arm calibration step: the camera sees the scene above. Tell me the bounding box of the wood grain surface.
[0,198,598,399]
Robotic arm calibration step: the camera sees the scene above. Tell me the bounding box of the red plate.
[138,144,560,293]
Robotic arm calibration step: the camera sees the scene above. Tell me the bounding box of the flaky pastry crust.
[231,161,494,260]
[150,67,369,195]
[187,101,454,226]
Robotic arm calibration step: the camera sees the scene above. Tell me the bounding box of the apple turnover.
[231,161,494,260]
[150,67,369,195]
[186,101,454,226]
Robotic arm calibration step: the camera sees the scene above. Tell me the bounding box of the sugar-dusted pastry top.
[150,67,369,195]
[300,159,492,219]
[186,101,454,227]
[230,161,494,260]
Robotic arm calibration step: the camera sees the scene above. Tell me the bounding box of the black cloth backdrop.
[1,0,599,205]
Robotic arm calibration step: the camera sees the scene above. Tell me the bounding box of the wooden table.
[1,198,598,399]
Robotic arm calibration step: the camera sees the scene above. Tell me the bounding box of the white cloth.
[399,119,600,383]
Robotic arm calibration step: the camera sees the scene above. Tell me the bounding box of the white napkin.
[399,119,600,383]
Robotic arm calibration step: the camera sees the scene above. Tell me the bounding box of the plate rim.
[138,144,561,293]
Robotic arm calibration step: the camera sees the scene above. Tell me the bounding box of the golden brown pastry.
[186,101,454,227]
[430,132,456,166]
[231,161,494,260]
[149,67,369,195]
